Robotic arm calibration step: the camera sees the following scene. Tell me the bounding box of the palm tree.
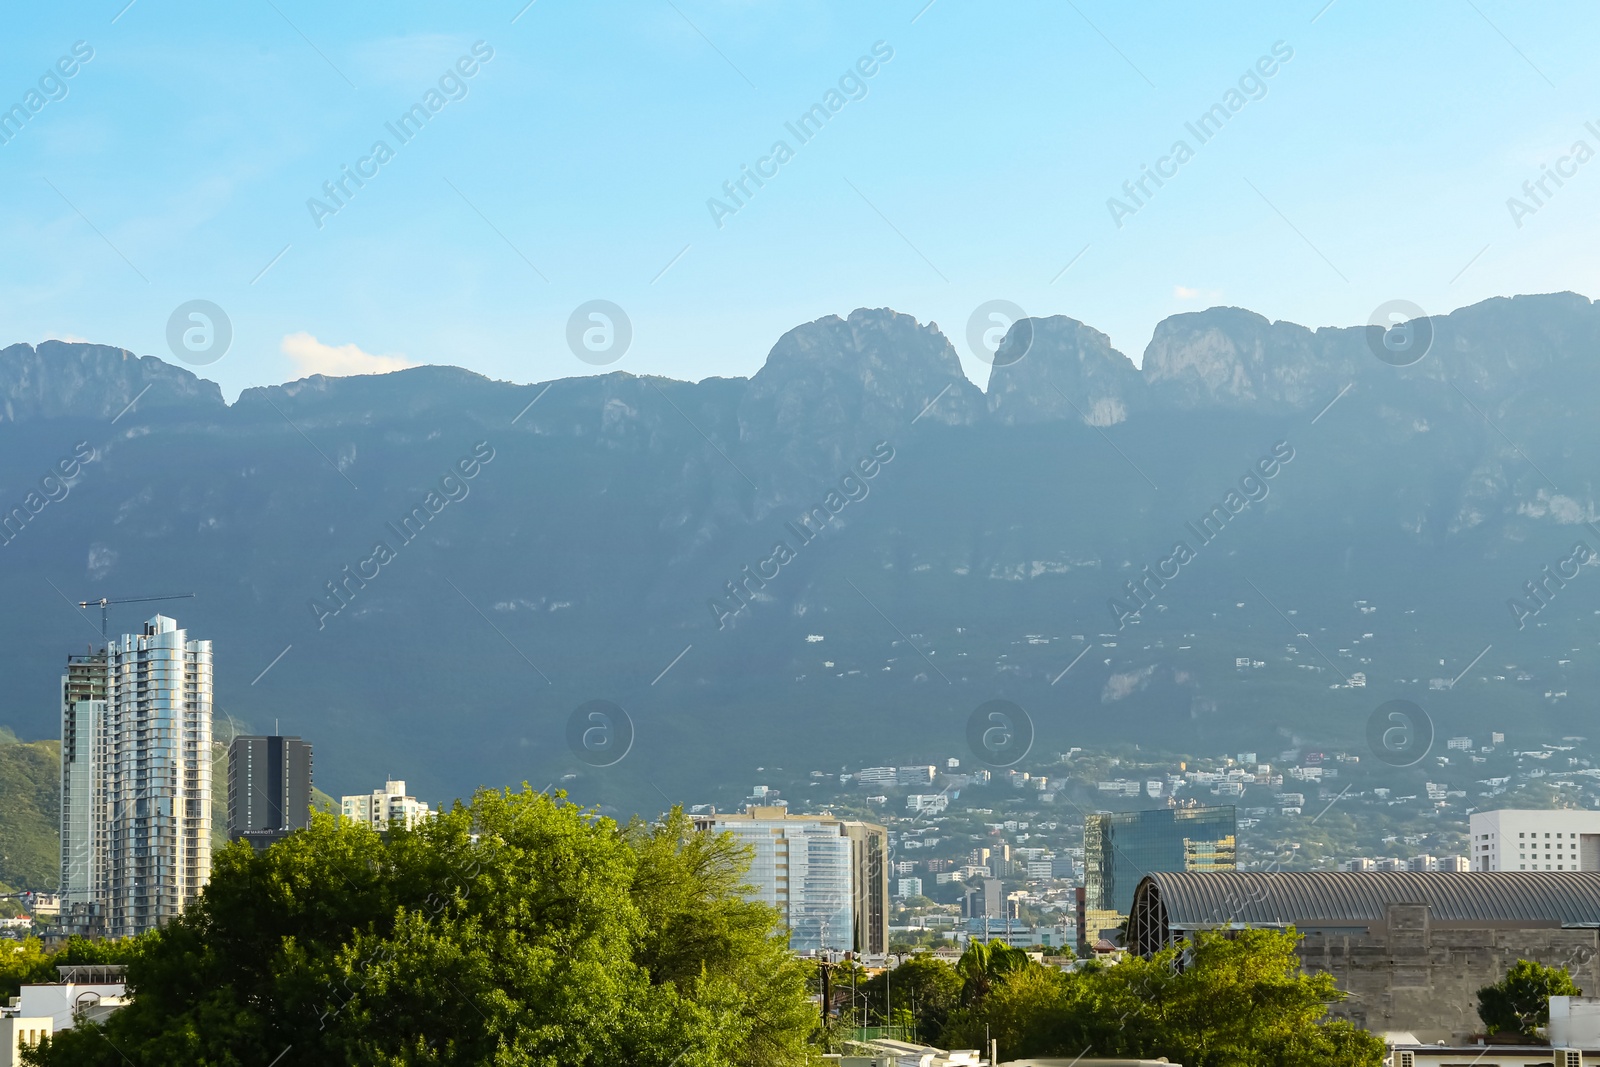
[954,939,1032,1006]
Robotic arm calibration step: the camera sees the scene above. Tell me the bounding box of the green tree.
[827,958,872,1027]
[25,790,816,1067]
[1477,959,1583,1038]
[0,935,142,1000]
[0,939,51,1000]
[858,955,962,1043]
[943,928,1384,1067]
[954,939,1033,1006]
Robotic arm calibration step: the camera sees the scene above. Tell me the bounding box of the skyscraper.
[840,820,889,955]
[1081,804,1236,950]
[59,651,106,910]
[61,616,214,938]
[691,807,889,955]
[228,735,313,849]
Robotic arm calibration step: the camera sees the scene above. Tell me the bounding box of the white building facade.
[60,617,213,938]
[692,807,866,954]
[106,617,214,937]
[341,780,432,831]
[1469,808,1600,871]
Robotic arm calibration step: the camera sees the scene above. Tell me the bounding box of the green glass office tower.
[1082,804,1236,949]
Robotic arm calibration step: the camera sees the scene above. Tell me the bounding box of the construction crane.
[78,593,196,642]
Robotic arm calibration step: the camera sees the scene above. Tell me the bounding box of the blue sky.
[3,0,1598,397]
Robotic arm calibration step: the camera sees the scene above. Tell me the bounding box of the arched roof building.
[1126,871,1600,1043]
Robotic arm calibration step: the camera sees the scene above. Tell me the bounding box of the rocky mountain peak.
[737,308,984,446]
[1139,307,1350,412]
[985,315,1145,426]
[0,341,223,424]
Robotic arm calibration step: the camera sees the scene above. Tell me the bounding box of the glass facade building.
[1082,804,1236,949]
[693,806,886,955]
[61,616,213,939]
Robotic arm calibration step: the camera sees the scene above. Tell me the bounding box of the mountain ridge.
[2,291,1598,816]
[10,290,1594,432]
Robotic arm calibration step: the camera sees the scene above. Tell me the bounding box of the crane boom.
[77,593,196,641]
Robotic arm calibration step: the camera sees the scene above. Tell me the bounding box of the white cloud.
[281,332,415,378]
[1174,285,1201,299]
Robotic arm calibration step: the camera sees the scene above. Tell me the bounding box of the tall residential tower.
[228,735,313,849]
[61,616,214,938]
[59,651,106,910]
[690,807,889,955]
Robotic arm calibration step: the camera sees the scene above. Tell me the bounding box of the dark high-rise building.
[842,820,889,956]
[60,651,106,921]
[228,735,313,849]
[1081,804,1236,950]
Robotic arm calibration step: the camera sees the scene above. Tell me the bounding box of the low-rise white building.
[0,1016,51,1067]
[1469,808,1600,871]
[340,780,433,831]
[6,964,129,1045]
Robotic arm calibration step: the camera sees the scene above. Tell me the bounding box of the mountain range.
[1,293,1597,818]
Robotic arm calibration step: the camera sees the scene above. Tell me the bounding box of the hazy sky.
[3,1,1598,398]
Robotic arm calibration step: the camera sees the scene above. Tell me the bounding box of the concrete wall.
[1295,903,1600,1043]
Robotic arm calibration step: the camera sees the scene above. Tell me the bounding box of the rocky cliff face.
[1139,306,1358,412]
[0,341,223,424]
[739,308,983,441]
[985,315,1145,426]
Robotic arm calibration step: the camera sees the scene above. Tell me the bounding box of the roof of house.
[1136,870,1600,929]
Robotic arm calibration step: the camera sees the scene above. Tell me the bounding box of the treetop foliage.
[26,788,816,1067]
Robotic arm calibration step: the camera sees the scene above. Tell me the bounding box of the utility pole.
[819,956,831,1030]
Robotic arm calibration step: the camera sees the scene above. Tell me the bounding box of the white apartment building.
[855,766,898,788]
[341,780,432,831]
[1469,808,1600,870]
[60,617,214,938]
[692,807,888,955]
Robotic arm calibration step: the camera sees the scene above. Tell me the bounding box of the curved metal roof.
[1140,871,1600,928]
